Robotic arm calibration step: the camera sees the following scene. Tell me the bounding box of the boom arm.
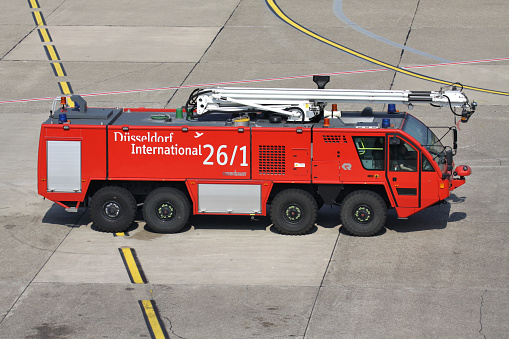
[187,86,476,122]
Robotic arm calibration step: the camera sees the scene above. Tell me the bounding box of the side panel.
[186,180,273,215]
[47,140,81,192]
[421,170,440,208]
[311,129,343,183]
[38,124,107,202]
[107,126,251,180]
[251,127,311,182]
[197,183,261,213]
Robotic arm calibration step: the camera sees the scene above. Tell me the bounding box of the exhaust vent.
[258,145,286,175]
[322,135,347,143]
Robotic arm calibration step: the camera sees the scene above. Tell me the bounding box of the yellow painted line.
[51,63,66,77]
[59,81,73,95]
[119,248,147,284]
[266,0,509,96]
[38,28,52,42]
[32,11,45,26]
[115,232,126,237]
[139,300,169,339]
[28,0,40,9]
[44,45,60,60]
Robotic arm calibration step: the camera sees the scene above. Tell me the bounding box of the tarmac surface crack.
[162,316,185,339]
[479,289,487,339]
[149,285,185,339]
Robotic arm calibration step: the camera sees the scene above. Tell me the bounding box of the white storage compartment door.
[198,184,261,214]
[47,140,82,192]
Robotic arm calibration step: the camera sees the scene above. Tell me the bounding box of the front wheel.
[142,187,191,233]
[270,189,318,235]
[89,186,137,232]
[340,190,387,236]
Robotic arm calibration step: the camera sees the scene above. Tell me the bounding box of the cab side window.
[389,137,418,172]
[422,156,435,172]
[353,137,385,170]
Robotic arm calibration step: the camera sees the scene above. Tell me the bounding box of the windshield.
[402,115,445,167]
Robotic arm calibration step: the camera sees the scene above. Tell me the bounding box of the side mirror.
[446,149,453,171]
[453,128,458,154]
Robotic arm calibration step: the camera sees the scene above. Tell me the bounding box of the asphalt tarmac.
[0,0,508,338]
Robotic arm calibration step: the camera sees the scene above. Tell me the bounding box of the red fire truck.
[38,77,474,236]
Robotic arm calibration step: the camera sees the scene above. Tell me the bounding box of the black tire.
[90,186,137,232]
[270,189,318,235]
[340,190,387,236]
[142,187,190,233]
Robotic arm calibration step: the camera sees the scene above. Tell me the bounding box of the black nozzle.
[313,75,330,89]
[461,101,477,123]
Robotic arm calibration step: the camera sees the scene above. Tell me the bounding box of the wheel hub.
[284,205,303,224]
[157,203,175,221]
[353,205,372,224]
[103,201,121,220]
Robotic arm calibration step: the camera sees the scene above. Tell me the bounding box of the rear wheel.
[340,190,387,236]
[90,186,137,232]
[143,187,191,233]
[270,189,317,235]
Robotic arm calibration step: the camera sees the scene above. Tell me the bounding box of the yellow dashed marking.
[31,11,45,26]
[44,45,60,60]
[139,300,169,339]
[58,82,73,95]
[38,28,52,42]
[28,0,40,9]
[119,248,147,284]
[51,63,66,77]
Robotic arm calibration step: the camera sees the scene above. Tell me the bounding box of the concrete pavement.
[0,0,508,338]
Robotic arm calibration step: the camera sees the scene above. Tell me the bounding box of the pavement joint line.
[0,210,85,326]
[302,229,341,338]
[164,0,244,108]
[139,300,170,339]
[389,0,422,90]
[266,0,509,96]
[119,247,148,284]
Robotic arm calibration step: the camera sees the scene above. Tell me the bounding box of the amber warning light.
[60,96,67,112]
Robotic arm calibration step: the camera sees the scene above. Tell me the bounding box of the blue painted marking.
[332,0,452,63]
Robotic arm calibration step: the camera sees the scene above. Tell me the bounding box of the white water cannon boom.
[185,78,476,122]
